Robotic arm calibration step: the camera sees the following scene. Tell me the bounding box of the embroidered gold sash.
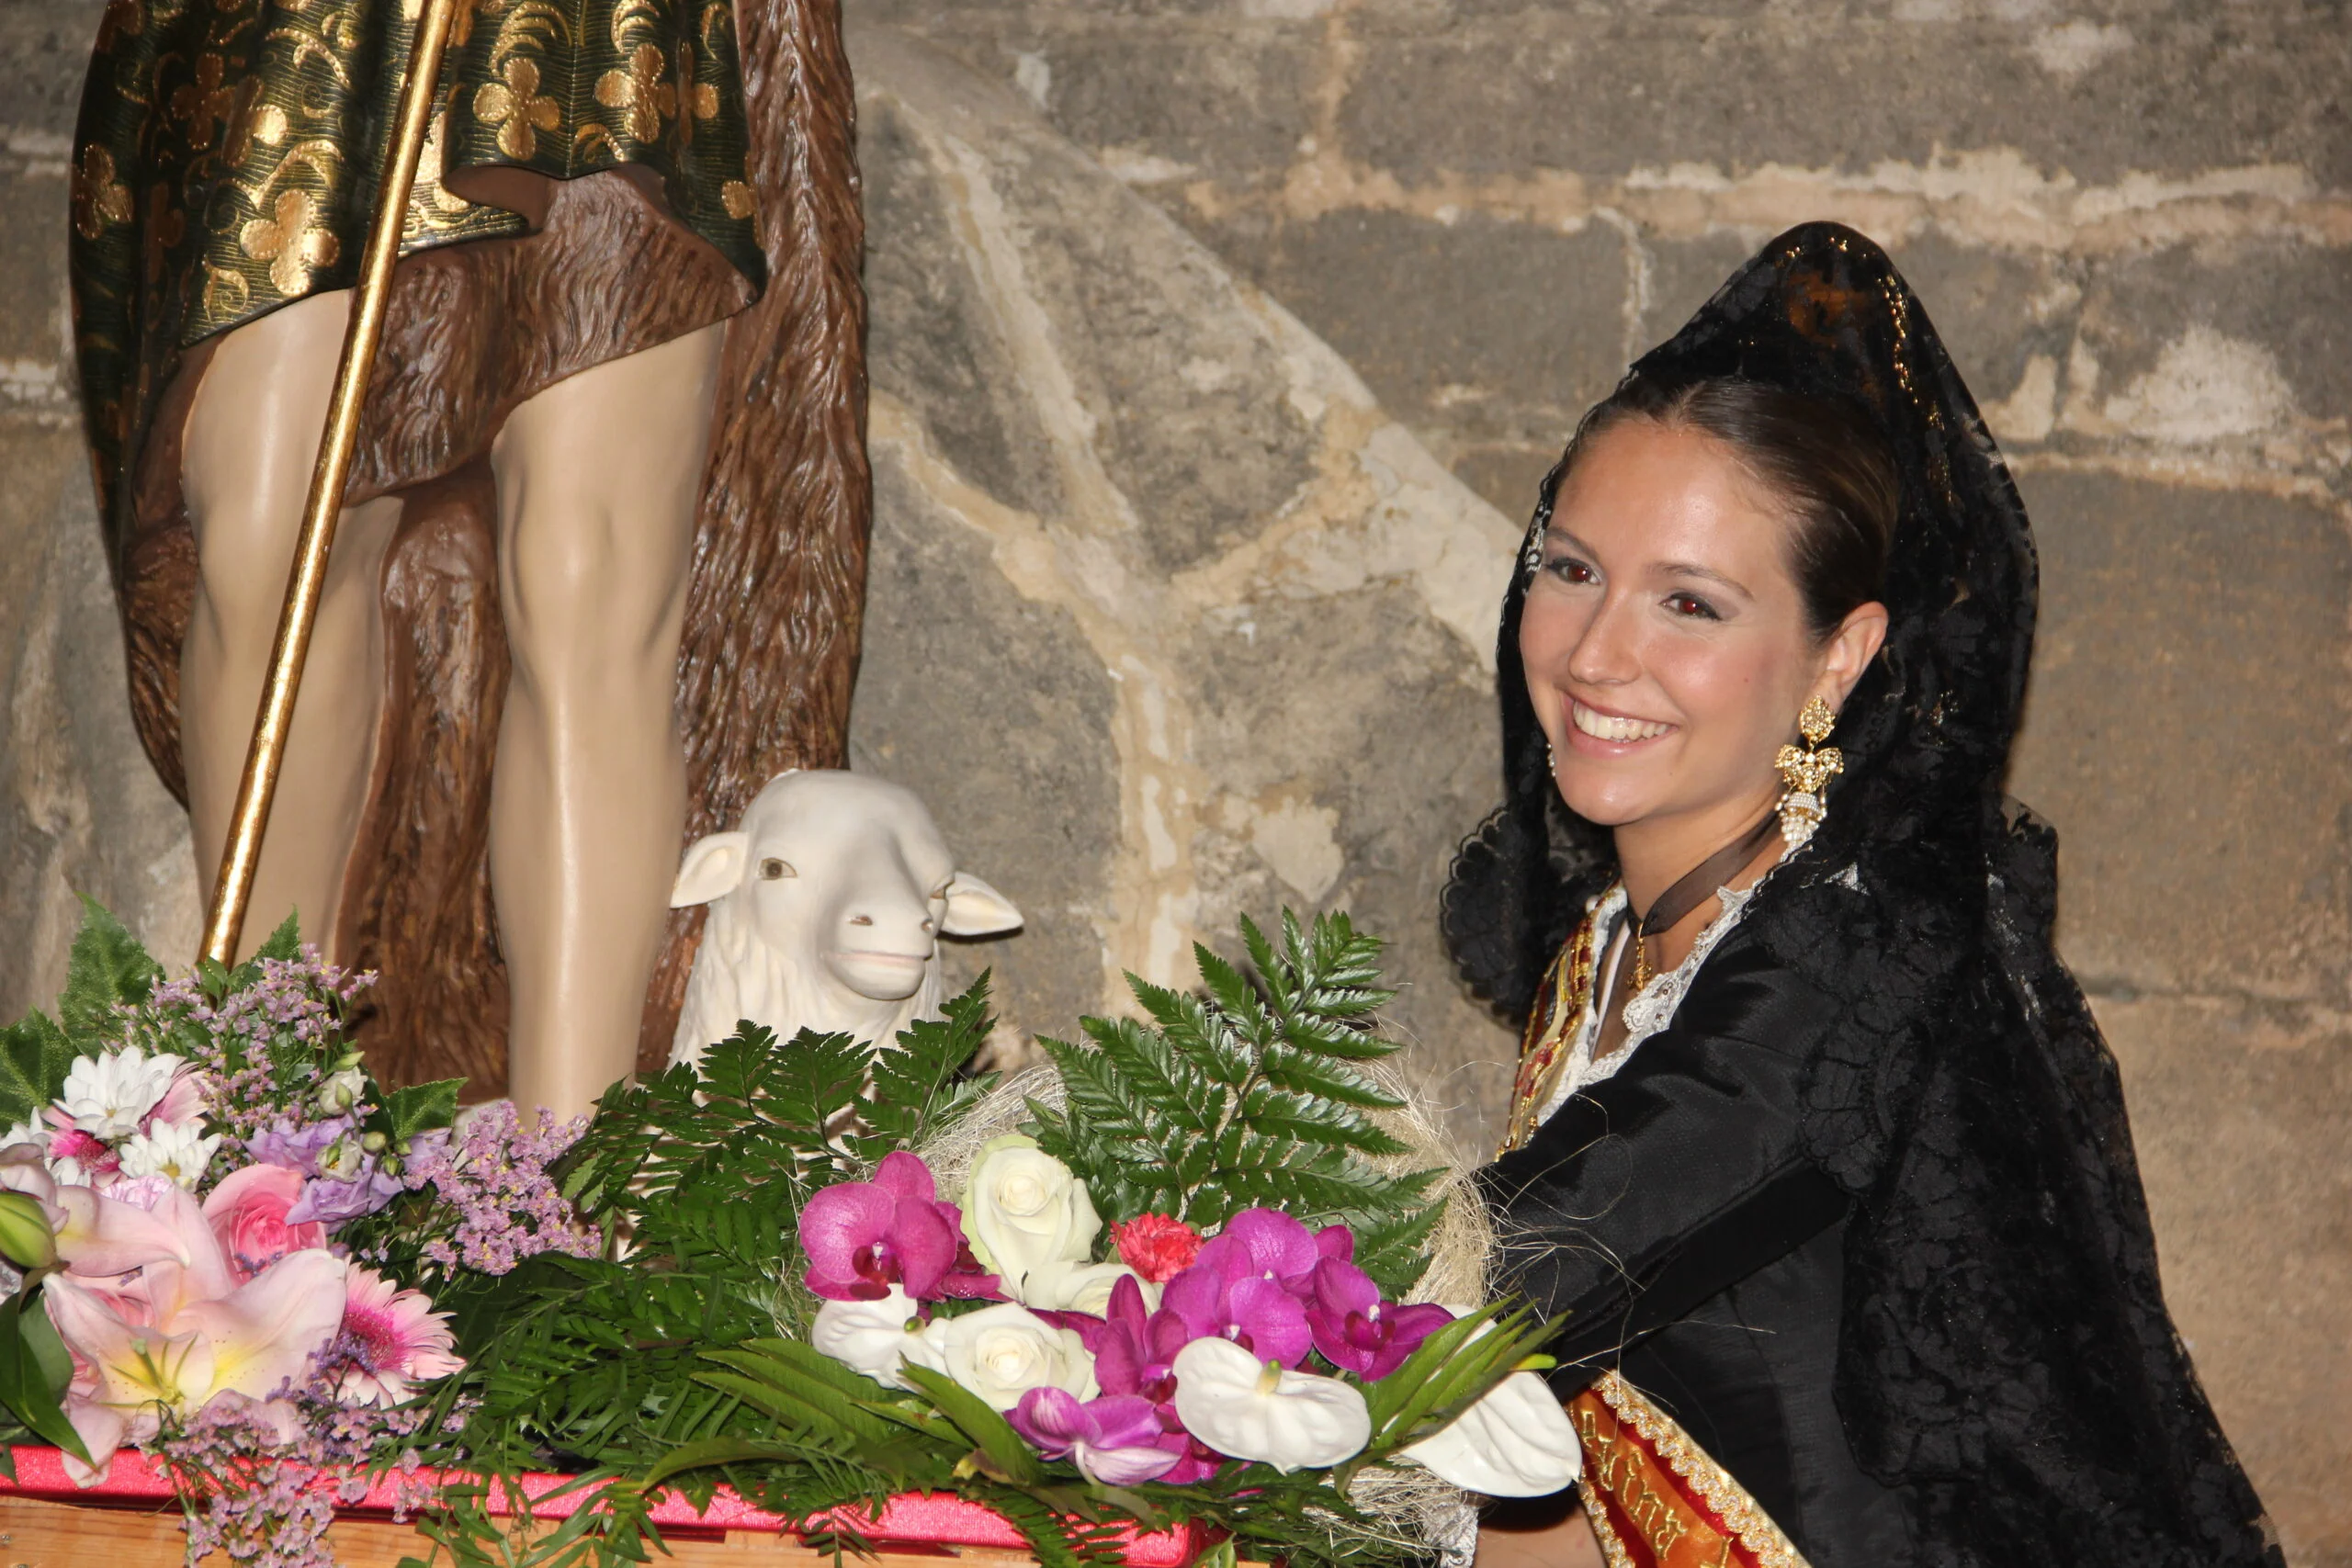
[1497,907,1602,1156]
[1569,1371,1812,1568]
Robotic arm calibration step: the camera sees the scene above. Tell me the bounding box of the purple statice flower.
[150,1359,435,1568]
[126,948,376,1151]
[404,1101,600,1276]
[798,1152,963,1301]
[1302,1258,1453,1380]
[1010,1388,1181,1485]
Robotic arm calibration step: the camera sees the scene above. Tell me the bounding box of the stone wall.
[1,1,2346,1561]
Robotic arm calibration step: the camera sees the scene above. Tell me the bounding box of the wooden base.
[0,1492,1054,1568]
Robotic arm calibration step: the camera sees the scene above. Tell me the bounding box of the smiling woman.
[1449,224,2278,1568]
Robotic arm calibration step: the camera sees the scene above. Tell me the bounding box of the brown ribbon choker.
[1627,809,1781,988]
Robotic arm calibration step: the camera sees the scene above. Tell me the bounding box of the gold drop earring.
[1776,696,1843,848]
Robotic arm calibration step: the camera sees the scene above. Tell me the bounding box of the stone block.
[2070,241,2352,438]
[0,165,72,370]
[1192,207,1630,448]
[0,448,198,1021]
[0,0,100,138]
[2096,994,2352,1565]
[1338,10,2352,187]
[2006,468,2349,1003]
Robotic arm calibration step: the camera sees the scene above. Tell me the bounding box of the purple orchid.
[1187,1208,1328,1289]
[1303,1258,1453,1380]
[799,1152,969,1302]
[1082,1273,1194,1401]
[1163,1263,1313,1369]
[1010,1389,1182,1485]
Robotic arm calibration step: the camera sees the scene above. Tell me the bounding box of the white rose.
[959,1136,1100,1292]
[810,1287,927,1390]
[905,1301,1097,1412]
[1017,1259,1161,1316]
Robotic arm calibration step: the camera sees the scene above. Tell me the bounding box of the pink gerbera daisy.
[335,1266,464,1405]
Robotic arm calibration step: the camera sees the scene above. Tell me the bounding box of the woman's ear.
[1821,600,1890,709]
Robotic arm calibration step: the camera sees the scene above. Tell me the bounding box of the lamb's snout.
[824,890,938,1001]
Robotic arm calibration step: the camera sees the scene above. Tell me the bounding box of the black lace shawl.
[1444,224,2279,1566]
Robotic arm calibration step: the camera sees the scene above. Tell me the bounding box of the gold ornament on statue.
[1775,695,1843,848]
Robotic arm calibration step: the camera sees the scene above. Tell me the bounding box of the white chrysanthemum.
[57,1045,185,1139]
[116,1120,221,1190]
[0,1120,42,1155]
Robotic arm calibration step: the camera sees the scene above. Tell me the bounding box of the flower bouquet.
[0,902,1577,1567]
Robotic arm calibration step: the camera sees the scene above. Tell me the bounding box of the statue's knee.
[500,498,684,688]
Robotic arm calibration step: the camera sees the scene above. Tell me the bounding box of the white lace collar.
[1533,878,1763,1129]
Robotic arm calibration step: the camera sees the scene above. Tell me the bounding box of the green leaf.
[254,909,303,963]
[0,1011,73,1135]
[898,1364,1043,1485]
[56,897,159,1046]
[0,1283,89,1461]
[639,1435,807,1487]
[384,1078,463,1140]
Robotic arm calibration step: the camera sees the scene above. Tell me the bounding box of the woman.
[1451,225,2278,1567]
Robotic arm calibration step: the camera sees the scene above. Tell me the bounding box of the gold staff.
[199,0,462,964]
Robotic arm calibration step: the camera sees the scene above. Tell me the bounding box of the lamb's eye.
[759,857,796,881]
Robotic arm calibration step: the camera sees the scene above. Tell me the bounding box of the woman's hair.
[1538,374,1899,637]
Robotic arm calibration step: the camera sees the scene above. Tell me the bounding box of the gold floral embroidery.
[719,179,752,220]
[596,41,675,143]
[474,56,561,159]
[72,146,134,239]
[673,38,718,144]
[239,188,338,296]
[170,54,237,149]
[223,79,289,165]
[94,0,142,52]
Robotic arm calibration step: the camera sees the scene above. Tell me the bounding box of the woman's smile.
[1565,696,1677,749]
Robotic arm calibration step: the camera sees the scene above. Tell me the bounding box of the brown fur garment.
[112,0,869,1091]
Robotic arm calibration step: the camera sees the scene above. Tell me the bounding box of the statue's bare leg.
[180,290,402,960]
[489,321,725,1117]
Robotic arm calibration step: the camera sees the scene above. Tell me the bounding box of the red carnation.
[1112,1213,1203,1283]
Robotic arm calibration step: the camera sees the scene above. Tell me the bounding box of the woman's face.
[1519,419,1885,839]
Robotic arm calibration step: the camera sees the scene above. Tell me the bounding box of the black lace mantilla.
[1444,224,2279,1566]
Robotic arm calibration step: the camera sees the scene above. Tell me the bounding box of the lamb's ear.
[670,831,752,908]
[940,872,1023,936]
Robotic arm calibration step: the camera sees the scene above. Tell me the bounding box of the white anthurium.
[809,1286,927,1390]
[904,1301,1097,1412]
[1397,1371,1583,1496]
[959,1136,1100,1287]
[1012,1259,1160,1316]
[1170,1336,1370,1473]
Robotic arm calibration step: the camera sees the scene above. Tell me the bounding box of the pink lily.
[40,1183,348,1485]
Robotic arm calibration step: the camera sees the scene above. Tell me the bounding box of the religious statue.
[67,0,870,1114]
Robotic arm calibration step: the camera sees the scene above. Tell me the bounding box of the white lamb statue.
[667,770,1023,1068]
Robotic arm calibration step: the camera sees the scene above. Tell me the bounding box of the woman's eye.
[1665,592,1720,621]
[1544,556,1597,585]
